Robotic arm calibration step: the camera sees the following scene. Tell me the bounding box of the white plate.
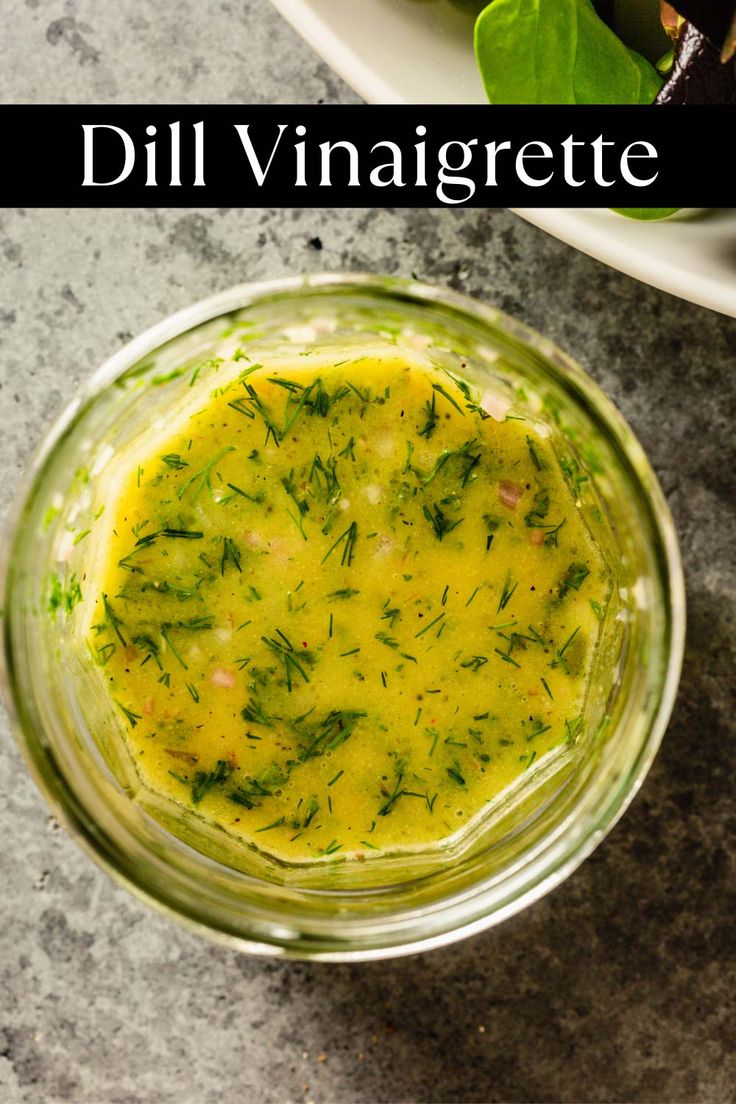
[270,0,486,104]
[271,0,736,318]
[513,209,736,319]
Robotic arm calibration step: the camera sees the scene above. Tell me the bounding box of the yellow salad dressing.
[86,351,611,863]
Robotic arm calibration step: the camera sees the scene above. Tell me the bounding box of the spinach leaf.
[610,208,681,220]
[474,0,663,104]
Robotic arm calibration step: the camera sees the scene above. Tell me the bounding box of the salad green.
[610,208,682,220]
[474,0,663,104]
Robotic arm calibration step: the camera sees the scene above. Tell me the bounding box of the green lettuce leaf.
[474,0,664,104]
[610,208,682,220]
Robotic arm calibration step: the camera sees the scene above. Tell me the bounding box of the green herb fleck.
[178,446,235,502]
[497,576,518,613]
[322,521,357,567]
[559,563,590,598]
[524,491,550,528]
[447,763,466,786]
[116,701,141,728]
[191,759,233,804]
[102,594,126,645]
[526,436,546,471]
[551,626,581,674]
[221,536,242,575]
[423,503,463,541]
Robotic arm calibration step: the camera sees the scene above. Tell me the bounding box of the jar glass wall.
[0,274,685,959]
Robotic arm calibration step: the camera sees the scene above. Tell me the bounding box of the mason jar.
[0,274,685,959]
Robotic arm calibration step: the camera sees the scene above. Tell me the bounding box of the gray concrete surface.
[1,4,735,1104]
[2,0,361,105]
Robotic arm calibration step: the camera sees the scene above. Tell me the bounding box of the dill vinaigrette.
[87,351,611,864]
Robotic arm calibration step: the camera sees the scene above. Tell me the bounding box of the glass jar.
[0,274,685,960]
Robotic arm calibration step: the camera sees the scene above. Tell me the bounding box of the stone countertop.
[1,5,735,1104]
[2,0,362,105]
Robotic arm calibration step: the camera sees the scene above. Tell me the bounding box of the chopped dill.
[282,469,310,516]
[432,382,465,416]
[524,491,550,528]
[497,576,518,612]
[241,698,274,727]
[460,655,488,672]
[49,572,82,616]
[418,391,438,438]
[420,439,481,488]
[545,519,566,547]
[115,701,141,728]
[526,436,546,471]
[303,797,320,827]
[268,376,304,393]
[261,632,311,691]
[161,453,188,470]
[298,710,366,761]
[132,634,162,669]
[221,536,242,575]
[465,586,480,607]
[560,456,589,498]
[423,503,463,541]
[255,817,286,833]
[177,446,236,502]
[415,612,445,639]
[322,520,357,566]
[161,528,203,540]
[102,594,127,646]
[227,397,256,418]
[378,771,424,817]
[191,759,233,804]
[338,436,356,461]
[559,563,590,598]
[526,719,551,741]
[226,482,260,502]
[551,626,581,674]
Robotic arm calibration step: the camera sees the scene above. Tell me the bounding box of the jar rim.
[0,273,686,960]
